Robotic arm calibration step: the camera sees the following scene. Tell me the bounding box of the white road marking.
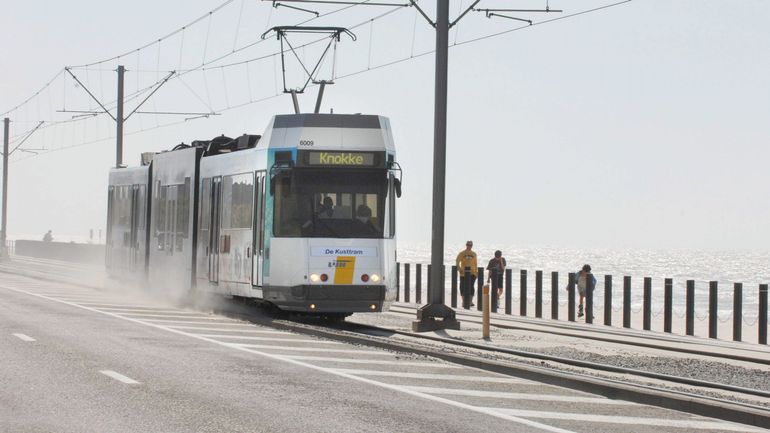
[327,369,532,383]
[486,408,765,432]
[130,319,256,326]
[6,284,744,433]
[226,343,398,356]
[98,307,200,314]
[70,302,162,308]
[33,295,105,300]
[100,370,140,385]
[113,313,229,319]
[166,326,288,334]
[282,355,462,368]
[13,333,36,342]
[402,386,635,404]
[192,334,342,344]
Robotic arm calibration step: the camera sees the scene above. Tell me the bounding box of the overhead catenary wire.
[10,0,633,160]
[2,0,378,118]
[0,69,65,117]
[66,0,237,69]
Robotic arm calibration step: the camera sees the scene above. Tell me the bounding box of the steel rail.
[332,319,770,399]
[182,295,770,401]
[208,304,770,430]
[388,304,770,364]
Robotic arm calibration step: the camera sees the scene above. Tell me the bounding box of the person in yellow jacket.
[456,240,478,308]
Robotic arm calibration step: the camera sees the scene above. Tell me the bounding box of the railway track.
[201,299,770,429]
[387,304,770,366]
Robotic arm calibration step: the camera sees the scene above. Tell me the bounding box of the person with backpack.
[486,250,507,299]
[576,264,597,318]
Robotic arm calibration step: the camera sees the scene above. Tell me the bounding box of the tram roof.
[259,113,395,153]
[272,113,384,129]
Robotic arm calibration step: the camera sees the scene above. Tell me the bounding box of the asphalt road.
[0,272,762,433]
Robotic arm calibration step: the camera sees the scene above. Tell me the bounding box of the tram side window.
[222,173,254,230]
[115,185,132,247]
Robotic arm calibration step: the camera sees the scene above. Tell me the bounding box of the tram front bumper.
[266,284,386,313]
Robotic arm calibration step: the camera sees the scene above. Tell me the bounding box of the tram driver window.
[273,171,387,238]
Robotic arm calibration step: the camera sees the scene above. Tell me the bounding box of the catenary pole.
[116,65,125,168]
[2,118,8,257]
[412,0,459,331]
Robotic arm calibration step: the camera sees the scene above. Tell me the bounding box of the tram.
[105,113,401,315]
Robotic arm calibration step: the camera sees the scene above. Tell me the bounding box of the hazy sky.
[1,0,768,250]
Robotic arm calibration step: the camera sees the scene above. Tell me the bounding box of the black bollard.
[520,270,528,316]
[426,264,432,304]
[415,264,422,304]
[404,263,411,303]
[476,268,484,311]
[491,268,499,313]
[396,262,401,302]
[567,272,575,322]
[604,275,612,326]
[686,280,695,336]
[505,269,513,315]
[551,272,559,320]
[664,278,673,333]
[623,276,631,328]
[709,281,718,339]
[535,270,543,318]
[759,284,768,345]
[733,283,742,342]
[451,265,458,308]
[643,277,652,331]
[586,274,594,324]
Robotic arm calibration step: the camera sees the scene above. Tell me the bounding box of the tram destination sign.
[304,151,381,167]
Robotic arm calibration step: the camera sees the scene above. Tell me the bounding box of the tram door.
[129,186,139,271]
[253,172,265,287]
[131,185,147,272]
[209,177,222,283]
[164,186,177,256]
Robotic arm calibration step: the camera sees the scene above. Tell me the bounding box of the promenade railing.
[395,263,769,345]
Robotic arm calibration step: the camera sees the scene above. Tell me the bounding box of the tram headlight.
[320,273,328,282]
[361,274,370,282]
[310,273,321,282]
[370,274,381,283]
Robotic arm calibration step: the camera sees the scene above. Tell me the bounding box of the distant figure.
[43,230,53,242]
[486,250,507,299]
[456,241,478,308]
[576,264,597,318]
[355,203,372,223]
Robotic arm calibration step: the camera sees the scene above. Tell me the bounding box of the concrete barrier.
[14,240,104,265]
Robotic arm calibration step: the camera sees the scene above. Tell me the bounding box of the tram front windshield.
[274,170,389,238]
